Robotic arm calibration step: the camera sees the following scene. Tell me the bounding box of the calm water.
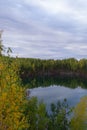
[26,76,87,107]
[29,85,87,107]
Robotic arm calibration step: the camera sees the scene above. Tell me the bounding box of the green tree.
[71,96,87,130]
[0,30,4,56]
[24,97,48,130]
[47,99,71,130]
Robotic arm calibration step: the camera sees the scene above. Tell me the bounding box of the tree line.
[12,57,87,81]
[0,55,74,130]
[0,39,87,129]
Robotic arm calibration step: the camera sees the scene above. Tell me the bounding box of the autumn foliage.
[0,56,28,130]
[71,96,87,130]
[0,45,87,130]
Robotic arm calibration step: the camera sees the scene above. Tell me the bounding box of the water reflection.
[29,85,87,108]
[24,76,87,107]
[23,76,87,89]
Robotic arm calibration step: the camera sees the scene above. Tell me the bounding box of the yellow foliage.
[71,96,87,130]
[0,57,29,130]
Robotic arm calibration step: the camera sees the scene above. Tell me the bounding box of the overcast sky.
[0,0,87,59]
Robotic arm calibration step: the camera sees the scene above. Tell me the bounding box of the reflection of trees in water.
[22,76,87,89]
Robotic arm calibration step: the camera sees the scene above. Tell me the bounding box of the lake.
[26,76,87,108]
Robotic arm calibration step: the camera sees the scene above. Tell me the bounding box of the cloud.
[0,0,87,59]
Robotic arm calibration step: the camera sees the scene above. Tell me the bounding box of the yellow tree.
[71,96,87,130]
[0,56,29,130]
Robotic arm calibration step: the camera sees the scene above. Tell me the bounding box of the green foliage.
[1,41,87,129]
[0,42,72,130]
[24,98,71,130]
[0,43,4,56]
[71,96,87,130]
[12,57,87,82]
[22,76,87,89]
[0,56,29,130]
[47,99,72,130]
[24,97,48,130]
[1,55,86,130]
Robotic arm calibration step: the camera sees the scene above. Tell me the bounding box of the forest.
[0,45,87,129]
[16,57,87,79]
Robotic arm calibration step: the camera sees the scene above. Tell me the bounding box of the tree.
[71,96,87,130]
[24,97,48,130]
[0,56,29,130]
[0,30,4,56]
[47,99,72,130]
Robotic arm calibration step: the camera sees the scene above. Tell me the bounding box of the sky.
[0,0,87,59]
